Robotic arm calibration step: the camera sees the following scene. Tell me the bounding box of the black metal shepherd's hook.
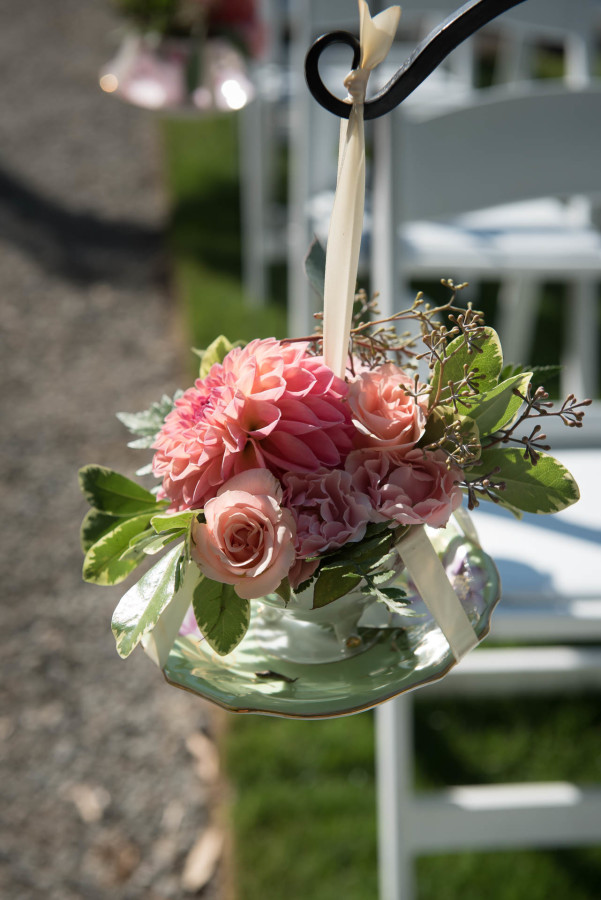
[305,0,527,120]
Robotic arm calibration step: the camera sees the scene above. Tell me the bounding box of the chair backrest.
[394,83,601,223]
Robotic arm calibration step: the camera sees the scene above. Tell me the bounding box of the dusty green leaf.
[193,579,250,656]
[111,543,183,658]
[117,393,181,449]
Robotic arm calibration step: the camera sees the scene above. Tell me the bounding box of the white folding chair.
[372,8,601,896]
[287,0,481,336]
[371,0,601,398]
[377,417,601,900]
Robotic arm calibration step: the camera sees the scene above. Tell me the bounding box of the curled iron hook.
[305,0,527,120]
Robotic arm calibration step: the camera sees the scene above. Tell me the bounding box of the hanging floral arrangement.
[99,0,262,111]
[81,0,590,718]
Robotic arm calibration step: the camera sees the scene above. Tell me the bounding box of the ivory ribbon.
[142,562,198,669]
[396,527,479,660]
[322,0,401,378]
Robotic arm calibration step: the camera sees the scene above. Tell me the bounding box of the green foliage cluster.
[113,0,180,33]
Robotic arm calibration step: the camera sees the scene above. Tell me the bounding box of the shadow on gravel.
[0,165,166,286]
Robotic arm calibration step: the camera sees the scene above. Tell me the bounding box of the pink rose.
[283,468,371,558]
[378,449,463,528]
[347,363,427,451]
[190,469,295,600]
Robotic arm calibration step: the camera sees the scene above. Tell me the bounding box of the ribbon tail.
[396,526,479,661]
[142,564,197,669]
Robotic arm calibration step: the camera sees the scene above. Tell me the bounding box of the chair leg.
[376,694,416,900]
[496,275,539,365]
[239,94,268,305]
[563,278,599,399]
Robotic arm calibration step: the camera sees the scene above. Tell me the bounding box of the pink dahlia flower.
[347,363,427,452]
[153,338,354,510]
[283,468,372,558]
[190,468,296,600]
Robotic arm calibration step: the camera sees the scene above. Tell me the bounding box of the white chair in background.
[239,0,290,304]
[373,7,601,897]
[286,0,481,336]
[371,0,601,398]
[377,421,601,900]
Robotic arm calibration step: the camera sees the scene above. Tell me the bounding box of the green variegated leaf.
[197,334,235,378]
[463,372,531,437]
[80,508,120,553]
[111,543,183,658]
[79,465,167,517]
[304,237,327,299]
[119,529,183,561]
[151,510,199,533]
[82,513,154,585]
[430,326,503,404]
[192,578,250,655]
[467,448,580,513]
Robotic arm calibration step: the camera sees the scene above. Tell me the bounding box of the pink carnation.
[347,448,463,529]
[190,468,296,600]
[283,468,371,558]
[153,338,354,510]
[347,363,427,452]
[287,557,320,592]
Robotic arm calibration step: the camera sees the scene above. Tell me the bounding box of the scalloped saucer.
[162,522,500,718]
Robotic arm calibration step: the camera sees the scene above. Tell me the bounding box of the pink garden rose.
[347,448,463,529]
[153,338,354,511]
[347,363,427,452]
[283,468,371,558]
[190,468,296,600]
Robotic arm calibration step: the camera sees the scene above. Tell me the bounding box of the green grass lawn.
[160,113,601,900]
[224,698,601,900]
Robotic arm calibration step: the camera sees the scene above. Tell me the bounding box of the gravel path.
[0,2,223,897]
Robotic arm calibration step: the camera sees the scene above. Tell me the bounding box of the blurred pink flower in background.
[190,469,296,599]
[153,338,354,511]
[99,35,185,109]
